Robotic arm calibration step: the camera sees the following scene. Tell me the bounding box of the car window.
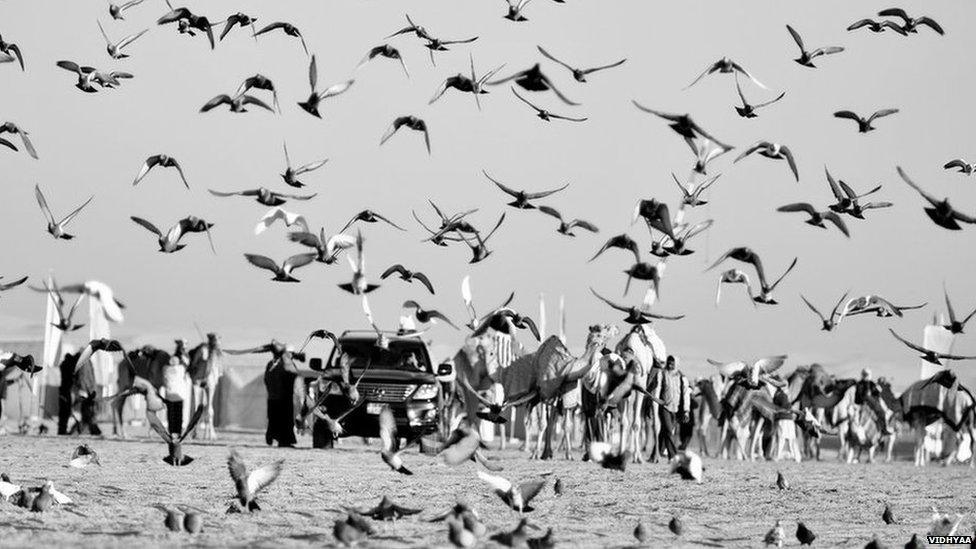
[330,340,431,373]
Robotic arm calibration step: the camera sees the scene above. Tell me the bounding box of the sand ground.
[0,429,973,548]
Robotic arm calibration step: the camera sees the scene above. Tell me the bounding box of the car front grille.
[358,382,416,403]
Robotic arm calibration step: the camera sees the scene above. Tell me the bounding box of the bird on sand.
[736,141,799,182]
[786,25,844,67]
[69,444,100,468]
[685,57,768,90]
[341,209,405,233]
[511,88,587,122]
[801,291,850,331]
[669,516,685,536]
[485,170,569,209]
[491,518,533,547]
[253,207,307,236]
[227,449,284,512]
[776,471,789,490]
[588,441,631,471]
[209,187,316,207]
[133,154,189,189]
[944,159,976,175]
[590,234,641,264]
[244,253,316,283]
[776,203,850,237]
[846,18,907,34]
[108,0,146,20]
[446,515,479,548]
[528,527,556,549]
[438,421,501,470]
[903,533,923,549]
[253,21,308,55]
[537,206,598,236]
[380,116,430,154]
[591,288,684,324]
[489,64,579,105]
[0,122,38,158]
[764,520,785,548]
[35,184,93,240]
[378,406,419,475]
[354,495,422,521]
[97,20,149,60]
[403,301,459,330]
[130,215,215,254]
[733,74,785,118]
[536,45,626,82]
[715,269,755,308]
[889,328,976,365]
[834,109,899,133]
[220,12,259,41]
[358,44,409,78]
[478,471,546,513]
[840,295,925,319]
[877,8,944,35]
[146,405,204,466]
[200,91,274,114]
[429,54,504,110]
[796,522,817,545]
[673,172,720,207]
[381,265,435,294]
[671,450,703,482]
[882,504,896,524]
[897,166,976,230]
[280,142,328,188]
[179,506,204,533]
[942,285,976,334]
[634,521,649,544]
[289,229,355,264]
[157,3,214,49]
[632,103,733,150]
[334,512,374,545]
[0,33,24,70]
[156,505,184,532]
[338,231,380,294]
[298,55,355,119]
[708,247,798,305]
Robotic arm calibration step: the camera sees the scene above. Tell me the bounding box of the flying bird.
[403,301,458,330]
[591,288,684,325]
[942,286,976,334]
[715,269,755,307]
[56,60,133,92]
[380,116,430,155]
[227,449,284,512]
[35,184,93,240]
[536,45,626,82]
[590,234,641,264]
[208,187,316,207]
[503,0,533,22]
[537,206,598,236]
[289,229,355,264]
[685,57,767,90]
[801,292,850,331]
[0,275,28,296]
[220,12,259,41]
[833,109,899,133]
[298,55,355,118]
[633,198,677,241]
[39,279,87,332]
[824,167,885,217]
[674,173,721,207]
[708,247,798,305]
[157,4,214,49]
[735,141,799,182]
[484,170,569,209]
[840,295,925,319]
[235,74,279,112]
[776,203,850,237]
[429,54,504,110]
[131,215,215,254]
[280,142,328,188]
[353,495,422,520]
[877,8,944,35]
[511,88,587,122]
[847,18,907,34]
[244,253,315,283]
[358,44,409,78]
[74,338,127,373]
[786,25,844,67]
[489,64,579,105]
[253,21,308,55]
[254,207,307,236]
[381,265,435,294]
[477,471,546,513]
[460,214,507,264]
[0,122,38,158]
[200,91,274,114]
[97,20,149,59]
[631,103,733,150]
[341,209,405,233]
[733,74,785,118]
[0,33,25,70]
[897,166,976,230]
[146,405,204,466]
[889,328,976,366]
[133,154,189,189]
[654,219,713,257]
[338,231,380,294]
[943,159,975,176]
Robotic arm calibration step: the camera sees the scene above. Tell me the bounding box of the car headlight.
[412,383,439,400]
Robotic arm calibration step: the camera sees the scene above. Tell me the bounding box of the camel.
[610,324,667,462]
[501,324,618,460]
[792,369,857,460]
[187,333,223,440]
[693,375,725,457]
[113,346,170,437]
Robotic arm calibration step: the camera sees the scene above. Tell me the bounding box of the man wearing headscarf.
[647,355,690,460]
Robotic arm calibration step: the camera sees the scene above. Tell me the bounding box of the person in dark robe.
[74,351,102,435]
[263,343,305,447]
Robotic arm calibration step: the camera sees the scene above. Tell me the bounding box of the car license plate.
[366,403,384,415]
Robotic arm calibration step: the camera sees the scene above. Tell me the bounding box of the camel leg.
[521,407,532,454]
[748,418,764,461]
[630,394,645,463]
[562,410,573,460]
[540,404,559,460]
[113,393,127,438]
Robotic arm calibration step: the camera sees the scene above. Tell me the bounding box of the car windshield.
[330,340,431,373]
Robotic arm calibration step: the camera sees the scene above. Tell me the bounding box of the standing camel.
[613,324,667,463]
[113,346,170,437]
[187,333,223,440]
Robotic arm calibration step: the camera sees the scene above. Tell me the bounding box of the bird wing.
[524,183,570,200]
[208,189,249,197]
[778,146,799,181]
[916,17,944,34]
[244,253,281,274]
[833,110,862,122]
[731,61,768,90]
[944,160,966,170]
[590,287,629,313]
[411,272,436,295]
[888,328,931,354]
[754,91,786,109]
[829,290,851,319]
[537,205,562,221]
[518,479,547,504]
[380,264,407,280]
[200,94,232,112]
[458,376,494,407]
[756,355,787,374]
[776,202,817,216]
[944,285,958,323]
[897,166,940,206]
[733,142,764,163]
[241,95,275,112]
[568,219,599,232]
[145,410,173,443]
[117,28,150,50]
[476,470,512,493]
[283,253,316,272]
[130,216,161,236]
[461,275,473,309]
[822,211,850,237]
[178,404,205,441]
[247,459,284,496]
[34,184,54,224]
[876,8,910,22]
[867,108,899,122]
[786,24,805,53]
[60,195,95,227]
[767,257,798,292]
[307,54,318,90]
[319,79,355,100]
[483,170,520,198]
[583,58,627,74]
[253,21,287,36]
[684,61,717,89]
[511,86,542,113]
[535,45,574,71]
[132,155,159,185]
[800,295,825,322]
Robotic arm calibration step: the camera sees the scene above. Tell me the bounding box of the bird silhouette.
[146,405,204,466]
[787,25,844,67]
[897,166,976,230]
[297,55,355,118]
[35,184,93,240]
[227,449,284,512]
[834,109,899,133]
[537,45,626,82]
[253,21,308,55]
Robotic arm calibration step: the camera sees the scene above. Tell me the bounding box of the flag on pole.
[88,297,116,389]
[538,293,546,341]
[558,295,566,344]
[40,274,63,416]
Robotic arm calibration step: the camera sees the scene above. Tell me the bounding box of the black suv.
[308,331,451,449]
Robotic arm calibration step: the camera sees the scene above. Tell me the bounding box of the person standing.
[647,355,690,461]
[264,342,304,448]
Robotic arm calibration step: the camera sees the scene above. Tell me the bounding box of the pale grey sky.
[1,1,974,388]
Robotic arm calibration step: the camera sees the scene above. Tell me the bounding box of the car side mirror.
[309,358,323,371]
[436,363,453,376]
